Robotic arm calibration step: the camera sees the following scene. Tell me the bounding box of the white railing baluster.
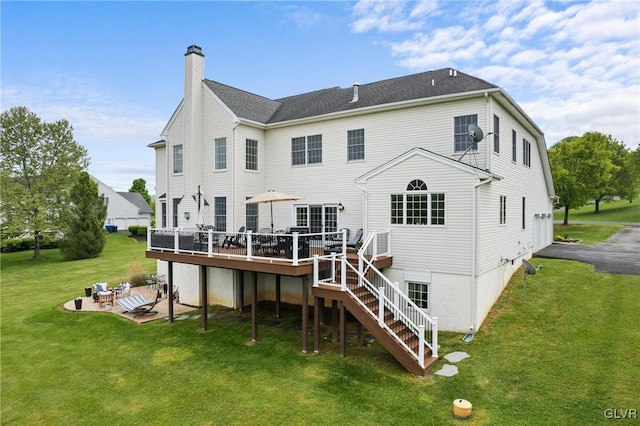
[340,256,347,291]
[431,318,438,358]
[174,229,179,253]
[292,232,299,266]
[207,229,213,257]
[147,228,151,251]
[418,325,425,368]
[246,231,252,261]
[313,255,319,286]
[378,287,385,326]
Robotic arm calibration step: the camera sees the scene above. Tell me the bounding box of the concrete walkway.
[535,227,640,275]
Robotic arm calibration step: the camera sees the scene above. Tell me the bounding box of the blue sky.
[2,1,639,194]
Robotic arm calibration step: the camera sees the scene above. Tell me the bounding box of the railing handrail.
[147,228,344,265]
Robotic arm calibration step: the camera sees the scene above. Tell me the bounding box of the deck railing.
[147,228,344,266]
[313,230,438,365]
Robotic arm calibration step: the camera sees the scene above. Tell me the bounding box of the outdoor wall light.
[184,211,190,220]
[338,202,344,212]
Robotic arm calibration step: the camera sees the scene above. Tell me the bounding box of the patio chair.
[222,226,245,248]
[324,228,363,252]
[116,290,161,316]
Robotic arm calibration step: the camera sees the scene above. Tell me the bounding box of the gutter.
[470,176,493,332]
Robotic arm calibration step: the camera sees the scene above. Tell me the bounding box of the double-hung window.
[390,180,445,225]
[523,138,531,167]
[173,144,183,174]
[172,198,180,228]
[291,135,322,165]
[245,197,258,232]
[214,197,227,232]
[347,129,365,161]
[454,114,478,152]
[215,138,226,170]
[246,139,258,171]
[500,196,506,225]
[512,130,517,162]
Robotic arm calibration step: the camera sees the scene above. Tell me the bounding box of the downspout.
[470,176,493,332]
[485,92,491,171]
[355,182,368,236]
[231,120,239,231]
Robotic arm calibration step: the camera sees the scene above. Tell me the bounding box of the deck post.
[251,271,258,342]
[200,265,208,331]
[173,229,179,253]
[301,275,309,353]
[239,271,244,312]
[331,300,338,343]
[313,296,321,353]
[167,261,174,323]
[275,274,281,318]
[432,317,439,358]
[339,301,346,357]
[207,229,213,257]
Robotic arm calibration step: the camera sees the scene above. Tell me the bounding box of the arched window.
[390,180,445,226]
[407,179,427,191]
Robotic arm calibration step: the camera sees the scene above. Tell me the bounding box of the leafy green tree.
[129,178,151,205]
[59,172,108,260]
[1,106,89,258]
[616,146,640,203]
[586,132,623,213]
[549,136,589,225]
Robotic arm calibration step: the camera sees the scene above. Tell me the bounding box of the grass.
[2,233,639,425]
[553,224,624,245]
[553,198,640,223]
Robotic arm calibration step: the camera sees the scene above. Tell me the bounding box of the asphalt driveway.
[534,226,640,276]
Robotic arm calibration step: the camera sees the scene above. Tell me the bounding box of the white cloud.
[349,0,640,148]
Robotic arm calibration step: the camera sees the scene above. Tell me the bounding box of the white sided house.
[93,176,153,230]
[146,45,554,375]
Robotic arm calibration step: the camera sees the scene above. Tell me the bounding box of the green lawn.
[554,198,640,223]
[2,233,638,425]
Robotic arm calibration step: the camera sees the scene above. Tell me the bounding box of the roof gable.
[355,147,496,184]
[118,192,153,214]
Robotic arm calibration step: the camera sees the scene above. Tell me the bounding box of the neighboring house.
[93,176,153,229]
[147,45,554,373]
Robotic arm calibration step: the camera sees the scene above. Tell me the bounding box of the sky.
[2,0,639,194]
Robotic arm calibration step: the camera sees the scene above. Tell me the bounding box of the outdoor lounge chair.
[222,226,245,248]
[116,290,161,316]
[324,228,363,252]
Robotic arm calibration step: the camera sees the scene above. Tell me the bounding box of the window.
[296,206,308,227]
[500,196,506,225]
[454,114,478,152]
[104,196,109,205]
[408,282,429,310]
[391,195,403,224]
[523,138,531,167]
[214,197,226,232]
[347,129,365,161]
[215,138,226,170]
[246,139,258,171]
[246,197,258,232]
[161,202,167,228]
[493,115,500,153]
[512,130,517,162]
[291,135,322,165]
[173,144,183,174]
[390,180,445,226]
[522,197,526,230]
[431,193,445,225]
[172,198,180,228]
[295,204,338,233]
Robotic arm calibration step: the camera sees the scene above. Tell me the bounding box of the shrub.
[128,225,140,236]
[136,226,148,237]
[126,261,147,286]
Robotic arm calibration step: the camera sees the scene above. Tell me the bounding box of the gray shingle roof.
[118,192,153,214]
[204,68,498,125]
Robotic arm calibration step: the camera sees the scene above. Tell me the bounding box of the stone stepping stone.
[176,315,191,320]
[444,351,470,363]
[434,364,458,377]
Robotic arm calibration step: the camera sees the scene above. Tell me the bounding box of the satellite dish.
[468,124,484,143]
[522,259,537,275]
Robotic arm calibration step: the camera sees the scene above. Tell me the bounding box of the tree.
[615,146,640,203]
[583,132,623,213]
[129,178,151,205]
[549,137,590,225]
[1,106,89,258]
[59,172,108,260]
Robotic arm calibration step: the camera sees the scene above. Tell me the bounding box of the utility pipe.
[470,176,493,332]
